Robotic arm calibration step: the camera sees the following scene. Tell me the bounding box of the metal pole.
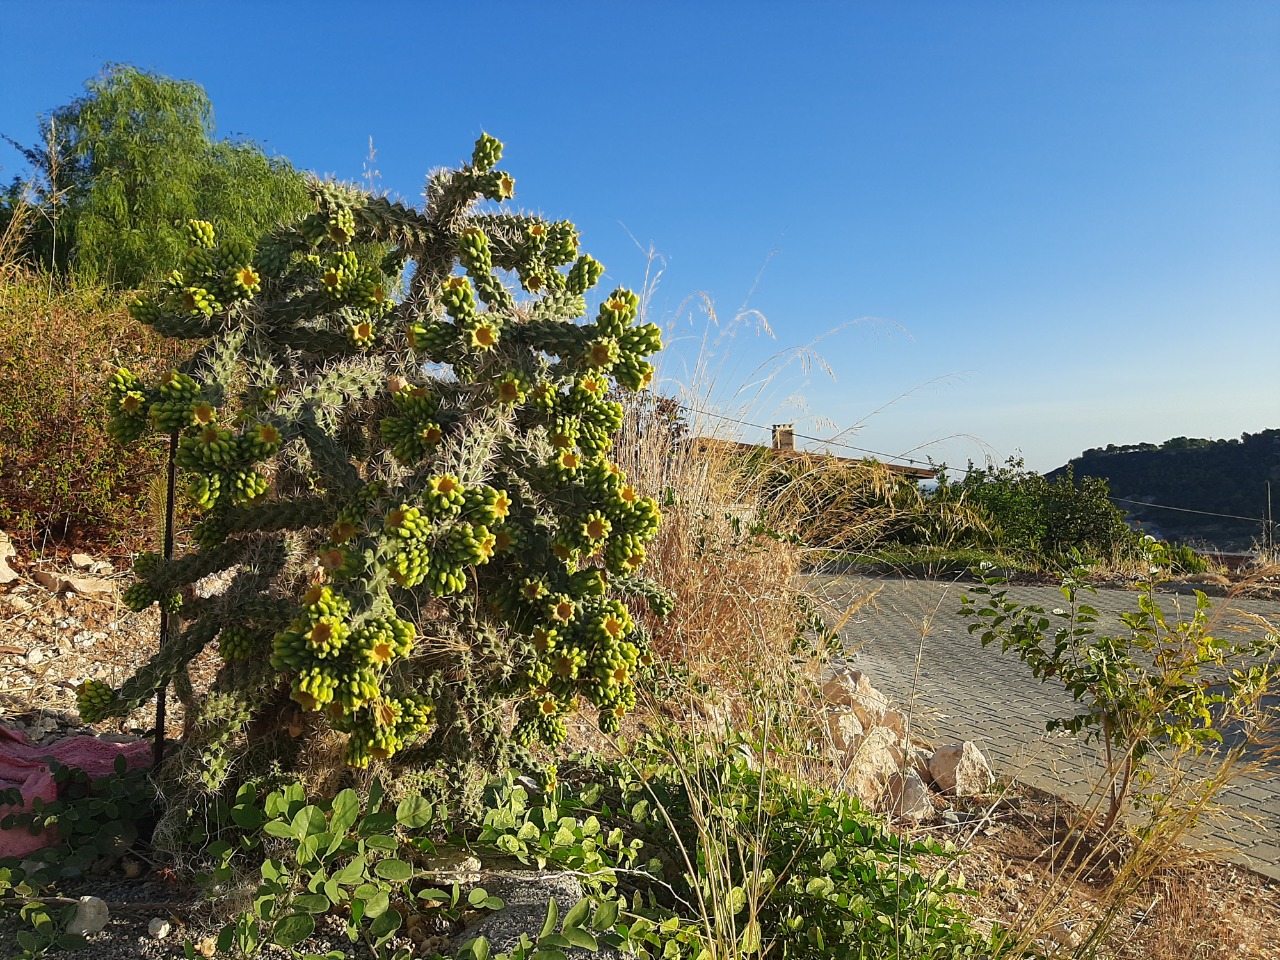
[153,430,179,768]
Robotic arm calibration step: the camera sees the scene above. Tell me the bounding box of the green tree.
[934,456,1138,566]
[2,64,308,285]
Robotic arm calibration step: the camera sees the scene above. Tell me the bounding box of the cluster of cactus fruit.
[82,135,669,772]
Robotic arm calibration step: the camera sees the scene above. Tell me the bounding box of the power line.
[674,402,953,475]
[671,402,1270,525]
[1107,496,1263,524]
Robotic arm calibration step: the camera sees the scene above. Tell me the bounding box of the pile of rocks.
[818,662,994,820]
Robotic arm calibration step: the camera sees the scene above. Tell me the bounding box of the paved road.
[810,574,1280,881]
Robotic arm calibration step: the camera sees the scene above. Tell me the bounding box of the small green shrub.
[961,540,1278,831]
[0,758,157,958]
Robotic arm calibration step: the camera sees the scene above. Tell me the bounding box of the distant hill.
[1047,429,1280,550]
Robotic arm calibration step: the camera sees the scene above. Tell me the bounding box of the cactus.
[99,136,670,780]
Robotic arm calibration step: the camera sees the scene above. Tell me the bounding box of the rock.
[419,848,483,883]
[25,647,44,665]
[89,560,114,576]
[908,745,934,783]
[70,553,95,571]
[147,917,172,940]
[879,708,908,739]
[0,531,17,584]
[821,666,890,728]
[825,707,864,753]
[3,595,33,613]
[928,742,995,797]
[457,872,628,959]
[1045,920,1081,949]
[66,896,109,936]
[842,726,905,809]
[32,571,115,597]
[886,768,934,820]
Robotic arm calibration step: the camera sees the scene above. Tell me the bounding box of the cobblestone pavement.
[809,574,1280,881]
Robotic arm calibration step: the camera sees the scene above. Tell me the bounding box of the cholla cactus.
[95,135,668,774]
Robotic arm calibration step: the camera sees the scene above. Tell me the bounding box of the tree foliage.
[1,64,309,286]
[932,457,1139,566]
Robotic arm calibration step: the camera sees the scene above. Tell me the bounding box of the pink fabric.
[0,727,152,858]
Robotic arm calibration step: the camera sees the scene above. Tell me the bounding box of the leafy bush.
[934,457,1140,569]
[960,540,1279,831]
[0,270,185,551]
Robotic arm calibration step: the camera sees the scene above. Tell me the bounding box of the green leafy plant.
[78,134,669,788]
[961,540,1279,831]
[0,757,157,959]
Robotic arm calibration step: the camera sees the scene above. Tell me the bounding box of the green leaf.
[293,805,327,839]
[375,858,413,882]
[461,936,491,960]
[540,898,559,940]
[365,834,400,852]
[293,894,330,914]
[468,886,491,907]
[591,898,620,931]
[273,913,315,949]
[562,926,598,950]
[231,804,265,830]
[333,859,366,885]
[263,819,296,839]
[396,795,433,829]
[562,897,590,931]
[369,908,402,942]
[361,890,390,918]
[329,789,360,836]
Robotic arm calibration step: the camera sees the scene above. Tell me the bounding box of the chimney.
[771,423,795,453]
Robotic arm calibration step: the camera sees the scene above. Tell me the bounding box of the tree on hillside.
[1,64,309,285]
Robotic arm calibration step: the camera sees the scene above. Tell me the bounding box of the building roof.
[692,436,936,481]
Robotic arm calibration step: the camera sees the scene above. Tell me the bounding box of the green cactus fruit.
[327,206,357,245]
[187,472,223,509]
[583,337,620,371]
[423,475,466,518]
[218,626,259,661]
[179,286,220,318]
[227,468,269,504]
[228,263,262,298]
[457,226,492,272]
[347,318,377,350]
[493,374,527,406]
[128,293,163,325]
[76,679,118,723]
[580,511,612,545]
[185,219,216,249]
[545,221,579,265]
[254,237,294,278]
[462,317,500,352]
[405,319,454,360]
[471,133,504,172]
[244,421,283,460]
[565,255,605,296]
[477,170,516,202]
[440,276,476,320]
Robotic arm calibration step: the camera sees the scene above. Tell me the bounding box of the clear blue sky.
[3,1,1277,472]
